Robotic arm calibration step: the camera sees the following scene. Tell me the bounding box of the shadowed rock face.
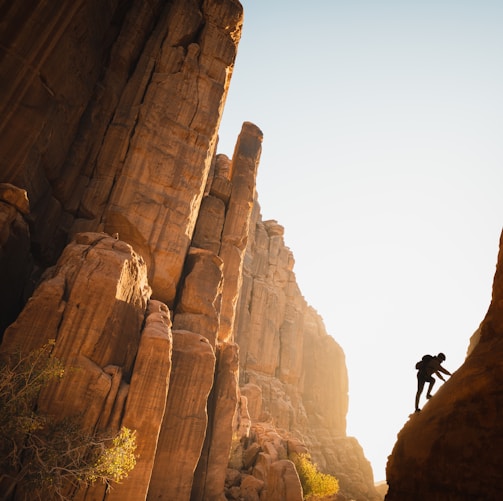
[1,2,384,501]
[385,230,503,501]
[0,185,32,333]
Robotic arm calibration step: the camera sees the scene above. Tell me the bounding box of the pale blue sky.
[218,0,503,482]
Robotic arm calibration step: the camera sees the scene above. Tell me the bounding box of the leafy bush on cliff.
[291,453,339,500]
[0,342,137,499]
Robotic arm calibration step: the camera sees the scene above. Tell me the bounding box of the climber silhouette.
[415,352,451,412]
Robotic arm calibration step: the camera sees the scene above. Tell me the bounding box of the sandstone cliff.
[233,204,379,500]
[0,2,379,500]
[385,231,503,501]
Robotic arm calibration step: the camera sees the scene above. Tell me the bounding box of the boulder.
[265,459,303,501]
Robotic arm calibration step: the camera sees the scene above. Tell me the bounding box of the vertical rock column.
[182,122,261,500]
[173,248,224,349]
[148,331,216,500]
[218,122,263,343]
[99,0,244,306]
[191,342,240,501]
[192,154,232,257]
[1,233,151,425]
[0,232,157,499]
[108,300,173,501]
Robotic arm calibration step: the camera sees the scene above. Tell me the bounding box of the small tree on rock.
[0,342,137,500]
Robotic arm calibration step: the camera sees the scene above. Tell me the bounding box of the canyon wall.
[234,203,379,500]
[0,2,379,500]
[385,231,503,501]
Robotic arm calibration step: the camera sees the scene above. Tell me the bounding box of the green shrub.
[91,426,137,483]
[0,342,137,499]
[292,453,339,500]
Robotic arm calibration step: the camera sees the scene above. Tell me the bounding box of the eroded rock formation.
[0,233,167,500]
[0,2,381,500]
[385,230,503,501]
[0,0,243,304]
[231,205,380,501]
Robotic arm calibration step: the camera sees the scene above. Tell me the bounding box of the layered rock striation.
[0,0,243,305]
[0,233,171,500]
[0,2,380,500]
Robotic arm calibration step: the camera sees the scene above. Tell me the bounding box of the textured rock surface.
[385,230,503,501]
[0,0,243,305]
[148,330,216,501]
[266,459,303,501]
[218,123,263,342]
[1,232,150,367]
[234,202,380,501]
[0,232,166,499]
[108,300,173,501]
[100,0,243,305]
[192,342,240,501]
[0,2,388,500]
[173,247,224,348]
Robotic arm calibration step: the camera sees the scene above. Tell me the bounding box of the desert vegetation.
[291,452,340,500]
[0,342,137,500]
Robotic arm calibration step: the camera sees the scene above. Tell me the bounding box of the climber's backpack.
[415,354,433,371]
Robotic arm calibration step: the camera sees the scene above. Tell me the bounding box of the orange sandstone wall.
[0,2,381,500]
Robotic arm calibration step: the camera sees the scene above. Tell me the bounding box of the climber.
[414,352,451,412]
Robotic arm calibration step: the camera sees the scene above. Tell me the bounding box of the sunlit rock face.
[148,330,216,500]
[385,230,503,501]
[0,0,243,307]
[0,233,172,500]
[0,1,385,500]
[233,203,381,501]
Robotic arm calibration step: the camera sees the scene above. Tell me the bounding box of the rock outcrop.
[112,299,172,501]
[0,0,243,303]
[0,233,168,500]
[385,230,503,501]
[148,330,216,500]
[0,2,381,500]
[232,205,380,501]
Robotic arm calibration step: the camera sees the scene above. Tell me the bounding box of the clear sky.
[217,0,503,482]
